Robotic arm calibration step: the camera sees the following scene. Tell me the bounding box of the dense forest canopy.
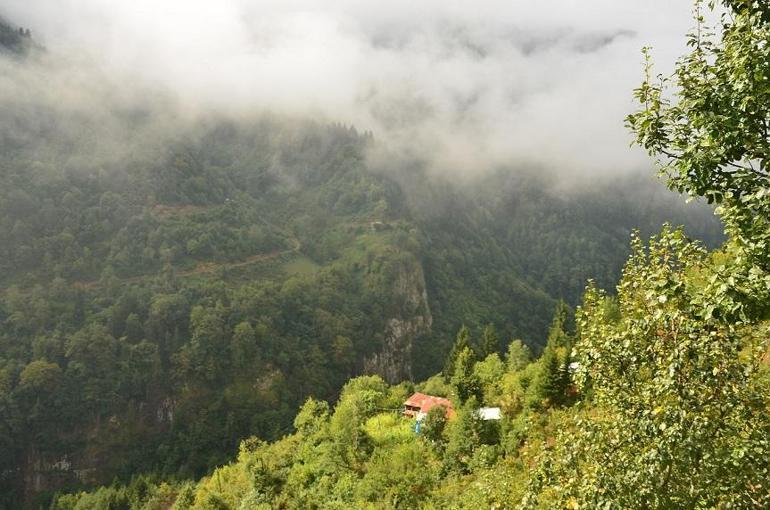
[2,1,768,508]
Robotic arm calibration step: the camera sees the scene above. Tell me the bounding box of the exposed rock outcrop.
[364,257,432,383]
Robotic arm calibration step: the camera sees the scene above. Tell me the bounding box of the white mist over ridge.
[2,1,696,178]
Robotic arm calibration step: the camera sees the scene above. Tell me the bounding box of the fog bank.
[1,1,698,178]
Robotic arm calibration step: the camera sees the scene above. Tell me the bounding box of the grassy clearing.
[363,412,415,446]
[282,256,320,277]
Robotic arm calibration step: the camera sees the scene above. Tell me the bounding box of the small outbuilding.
[476,407,502,421]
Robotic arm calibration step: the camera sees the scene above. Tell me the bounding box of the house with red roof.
[403,392,455,420]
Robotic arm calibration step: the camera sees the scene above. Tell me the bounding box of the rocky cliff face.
[364,257,432,383]
[14,398,175,503]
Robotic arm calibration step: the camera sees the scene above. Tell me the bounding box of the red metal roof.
[403,392,454,418]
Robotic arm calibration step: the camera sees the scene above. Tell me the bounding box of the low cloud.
[2,1,697,179]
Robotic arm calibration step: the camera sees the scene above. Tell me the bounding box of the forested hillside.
[41,2,770,507]
[0,9,743,508]
[0,105,722,505]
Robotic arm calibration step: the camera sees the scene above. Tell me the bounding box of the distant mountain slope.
[0,21,723,506]
[0,112,722,505]
[400,168,722,375]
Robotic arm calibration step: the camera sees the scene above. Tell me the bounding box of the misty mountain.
[0,11,725,506]
[0,107,722,505]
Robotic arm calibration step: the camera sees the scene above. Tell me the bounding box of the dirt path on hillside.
[72,221,302,291]
[66,206,387,292]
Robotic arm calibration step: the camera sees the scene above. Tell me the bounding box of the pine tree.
[536,346,564,406]
[479,323,498,359]
[545,300,571,351]
[443,325,473,378]
[450,346,482,405]
[534,303,572,406]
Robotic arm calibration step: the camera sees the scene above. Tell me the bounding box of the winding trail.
[72,208,302,290]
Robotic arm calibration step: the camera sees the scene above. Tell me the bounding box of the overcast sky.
[1,1,698,178]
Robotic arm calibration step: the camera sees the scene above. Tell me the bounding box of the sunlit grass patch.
[282,255,320,277]
[363,412,414,446]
